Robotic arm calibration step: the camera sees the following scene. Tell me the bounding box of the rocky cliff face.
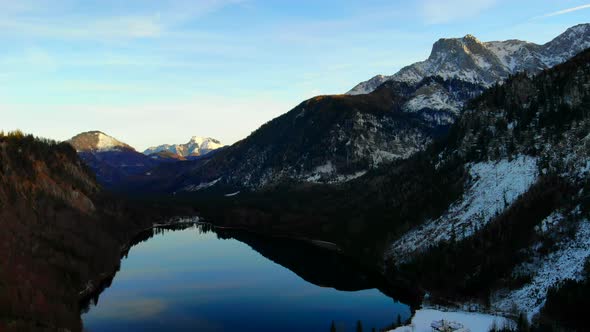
[348,24,590,95]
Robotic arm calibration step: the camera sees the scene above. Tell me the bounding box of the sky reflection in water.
[83,225,410,332]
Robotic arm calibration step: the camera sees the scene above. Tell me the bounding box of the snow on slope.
[189,136,224,153]
[68,131,133,152]
[492,217,590,320]
[388,155,538,262]
[302,161,368,183]
[182,177,222,192]
[403,91,462,114]
[388,308,511,332]
[95,133,123,150]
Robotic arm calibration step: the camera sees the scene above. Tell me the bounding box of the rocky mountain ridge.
[143,136,223,159]
[348,24,590,95]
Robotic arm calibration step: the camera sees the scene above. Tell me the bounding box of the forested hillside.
[196,48,590,330]
[0,131,187,331]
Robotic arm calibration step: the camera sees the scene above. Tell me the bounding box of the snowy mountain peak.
[190,136,204,143]
[143,136,224,158]
[562,23,590,37]
[68,131,133,152]
[347,24,590,95]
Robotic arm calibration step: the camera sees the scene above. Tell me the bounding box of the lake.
[82,223,411,331]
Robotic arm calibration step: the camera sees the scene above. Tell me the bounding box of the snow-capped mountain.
[348,24,590,95]
[143,136,223,158]
[68,131,133,152]
[385,48,590,323]
[68,131,159,187]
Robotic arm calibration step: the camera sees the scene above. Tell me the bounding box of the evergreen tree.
[356,320,363,332]
[516,313,529,332]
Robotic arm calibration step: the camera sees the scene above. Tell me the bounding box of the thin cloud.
[0,0,246,41]
[420,0,497,24]
[538,4,590,18]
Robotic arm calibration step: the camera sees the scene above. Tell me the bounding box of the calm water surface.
[82,224,410,331]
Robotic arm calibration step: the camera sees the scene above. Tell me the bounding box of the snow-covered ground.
[492,218,590,320]
[388,309,512,332]
[388,155,538,262]
[183,177,222,192]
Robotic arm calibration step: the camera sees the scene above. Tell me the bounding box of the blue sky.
[1,0,589,150]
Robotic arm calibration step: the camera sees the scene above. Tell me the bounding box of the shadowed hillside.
[0,131,193,331]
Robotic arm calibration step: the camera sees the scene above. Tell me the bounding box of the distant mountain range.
[68,131,158,187]
[67,131,223,187]
[143,136,224,160]
[347,24,590,95]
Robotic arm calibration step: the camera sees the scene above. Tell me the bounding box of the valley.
[1,17,590,332]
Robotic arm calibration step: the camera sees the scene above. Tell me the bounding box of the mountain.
[143,136,223,159]
[136,26,588,194]
[0,131,163,331]
[390,47,590,329]
[202,47,590,330]
[348,24,590,95]
[130,78,483,193]
[68,130,133,152]
[68,131,159,187]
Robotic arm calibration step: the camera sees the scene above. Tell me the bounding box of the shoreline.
[77,216,203,308]
[77,215,341,309]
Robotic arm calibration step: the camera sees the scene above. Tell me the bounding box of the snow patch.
[95,132,123,150]
[183,177,222,192]
[388,155,538,262]
[372,150,403,166]
[388,309,511,332]
[144,136,223,157]
[314,161,335,174]
[403,91,461,114]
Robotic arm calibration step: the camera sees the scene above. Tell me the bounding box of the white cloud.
[0,0,246,41]
[419,0,497,24]
[538,3,590,18]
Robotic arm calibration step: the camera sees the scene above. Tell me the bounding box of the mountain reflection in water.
[82,223,416,332]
